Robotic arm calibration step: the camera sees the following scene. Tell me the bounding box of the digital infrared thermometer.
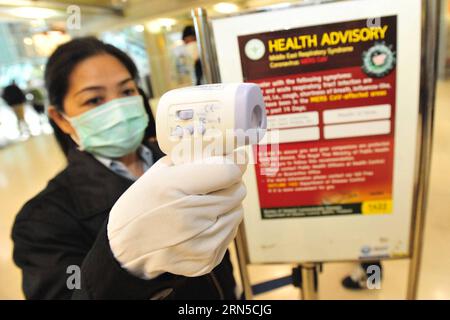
[156,83,267,162]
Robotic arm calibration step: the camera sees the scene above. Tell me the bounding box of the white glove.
[107,153,247,279]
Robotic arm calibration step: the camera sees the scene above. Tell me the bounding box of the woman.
[11,37,246,300]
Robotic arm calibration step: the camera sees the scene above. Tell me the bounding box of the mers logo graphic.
[244,38,266,61]
[362,42,396,78]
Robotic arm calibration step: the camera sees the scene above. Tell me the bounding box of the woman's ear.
[47,106,76,136]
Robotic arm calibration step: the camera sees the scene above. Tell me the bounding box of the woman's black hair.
[44,36,139,112]
[138,87,156,140]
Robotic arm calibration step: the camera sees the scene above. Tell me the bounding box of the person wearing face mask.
[182,25,203,86]
[11,37,246,300]
[49,87,157,159]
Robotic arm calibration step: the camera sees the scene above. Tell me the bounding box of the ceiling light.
[6,7,60,19]
[32,32,71,56]
[146,18,176,33]
[134,25,144,33]
[23,37,33,45]
[30,19,46,27]
[264,2,291,10]
[47,30,63,36]
[213,2,239,14]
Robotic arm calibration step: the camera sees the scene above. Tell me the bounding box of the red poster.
[238,16,397,219]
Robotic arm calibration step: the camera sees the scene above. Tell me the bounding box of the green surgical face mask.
[66,95,149,158]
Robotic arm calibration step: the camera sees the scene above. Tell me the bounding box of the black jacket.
[11,144,237,300]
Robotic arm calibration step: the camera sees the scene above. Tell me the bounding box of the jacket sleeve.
[12,201,185,300]
[72,221,185,300]
[12,213,87,299]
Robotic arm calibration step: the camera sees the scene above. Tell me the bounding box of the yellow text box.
[362,200,392,215]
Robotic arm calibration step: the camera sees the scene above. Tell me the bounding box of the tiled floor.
[0,133,66,299]
[0,80,449,299]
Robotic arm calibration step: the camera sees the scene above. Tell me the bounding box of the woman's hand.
[107,152,247,279]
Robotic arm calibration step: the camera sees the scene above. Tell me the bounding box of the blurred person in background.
[2,80,29,138]
[342,261,383,290]
[27,84,45,115]
[11,37,245,300]
[27,81,47,125]
[182,25,203,85]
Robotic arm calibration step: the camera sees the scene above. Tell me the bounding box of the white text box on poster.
[267,111,319,129]
[324,120,391,139]
[260,127,320,144]
[323,104,391,124]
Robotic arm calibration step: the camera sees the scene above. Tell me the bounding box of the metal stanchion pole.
[192,7,253,300]
[406,0,440,300]
[299,263,318,300]
[235,224,254,300]
[191,8,221,84]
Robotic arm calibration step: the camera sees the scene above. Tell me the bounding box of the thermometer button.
[197,124,206,135]
[177,109,194,120]
[171,126,184,137]
[184,125,194,135]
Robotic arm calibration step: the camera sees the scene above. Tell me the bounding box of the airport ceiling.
[34,0,146,11]
[0,0,218,13]
[0,0,134,16]
[0,0,243,23]
[0,0,251,15]
[0,0,290,28]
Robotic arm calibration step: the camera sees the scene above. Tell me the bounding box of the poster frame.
[192,0,439,300]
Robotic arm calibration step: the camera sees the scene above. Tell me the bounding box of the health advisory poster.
[238,16,397,219]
